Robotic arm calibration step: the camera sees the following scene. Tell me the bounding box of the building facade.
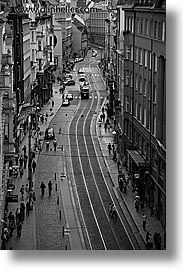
[72,14,88,58]
[115,0,166,227]
[0,10,14,248]
[88,1,108,47]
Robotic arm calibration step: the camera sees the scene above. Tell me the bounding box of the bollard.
[55,183,57,192]
[59,210,61,220]
[62,226,65,237]
[57,196,59,204]
[55,173,56,180]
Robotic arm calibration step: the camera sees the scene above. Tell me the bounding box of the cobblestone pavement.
[5,83,69,250]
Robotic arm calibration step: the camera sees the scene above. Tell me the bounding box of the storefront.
[127,149,147,201]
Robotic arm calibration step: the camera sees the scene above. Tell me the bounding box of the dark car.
[64,79,75,86]
[44,127,55,140]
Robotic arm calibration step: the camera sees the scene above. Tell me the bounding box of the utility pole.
[28,115,32,191]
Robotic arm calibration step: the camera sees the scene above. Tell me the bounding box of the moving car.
[66,94,73,101]
[81,86,89,99]
[80,81,89,89]
[44,127,55,140]
[78,69,85,75]
[79,75,86,82]
[64,79,75,86]
[62,99,70,106]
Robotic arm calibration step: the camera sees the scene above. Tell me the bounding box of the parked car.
[66,94,73,101]
[64,79,75,86]
[44,127,55,140]
[62,99,70,106]
[75,57,84,63]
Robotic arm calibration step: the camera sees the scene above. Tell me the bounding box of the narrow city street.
[4,50,165,250]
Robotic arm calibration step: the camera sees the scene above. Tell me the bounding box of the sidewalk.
[96,103,166,250]
[4,83,65,250]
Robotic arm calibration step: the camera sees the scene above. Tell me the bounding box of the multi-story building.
[115,0,166,227]
[72,14,88,58]
[88,0,108,47]
[55,0,72,71]
[0,9,14,247]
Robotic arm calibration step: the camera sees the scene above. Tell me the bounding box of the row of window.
[124,94,156,136]
[90,12,108,19]
[125,45,158,71]
[89,19,105,27]
[125,16,166,42]
[90,26,105,33]
[125,71,157,102]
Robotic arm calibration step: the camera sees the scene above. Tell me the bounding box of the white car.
[75,57,84,63]
[66,94,73,101]
[62,99,70,106]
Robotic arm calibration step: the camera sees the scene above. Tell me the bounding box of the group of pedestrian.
[107,142,117,162]
[45,139,57,152]
[40,180,52,197]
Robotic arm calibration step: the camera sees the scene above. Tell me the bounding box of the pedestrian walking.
[20,185,25,199]
[17,221,22,237]
[102,113,105,122]
[8,211,13,223]
[46,140,49,151]
[48,180,52,197]
[112,143,115,154]
[9,218,15,237]
[146,231,152,249]
[40,181,46,196]
[108,202,113,217]
[104,122,107,131]
[112,151,117,161]
[26,200,30,217]
[15,208,21,224]
[107,143,112,154]
[134,197,140,211]
[53,139,57,151]
[19,155,23,168]
[52,100,54,108]
[111,204,117,219]
[19,166,23,177]
[23,154,28,169]
[22,145,26,155]
[32,160,37,173]
[142,212,147,231]
[20,200,26,222]
[117,160,121,171]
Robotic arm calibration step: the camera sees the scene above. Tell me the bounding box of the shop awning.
[127,150,146,167]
